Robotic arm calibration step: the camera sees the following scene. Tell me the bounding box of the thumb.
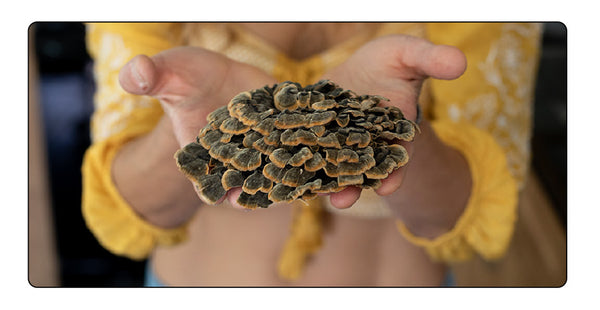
[353,35,468,82]
[118,54,159,96]
[408,43,467,81]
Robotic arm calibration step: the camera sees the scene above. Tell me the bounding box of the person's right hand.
[118,46,277,207]
[118,46,277,148]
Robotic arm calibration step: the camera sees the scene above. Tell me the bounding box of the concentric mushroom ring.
[175,80,418,209]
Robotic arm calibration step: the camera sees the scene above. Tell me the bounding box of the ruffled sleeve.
[396,23,541,262]
[396,120,518,261]
[81,23,187,260]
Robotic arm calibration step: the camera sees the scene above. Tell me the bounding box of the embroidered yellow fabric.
[83,23,188,259]
[81,23,541,277]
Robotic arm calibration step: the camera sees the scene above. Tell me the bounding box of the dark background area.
[33,23,146,287]
[30,22,567,287]
[531,22,567,227]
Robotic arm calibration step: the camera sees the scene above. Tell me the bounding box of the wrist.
[386,120,472,239]
[112,116,200,229]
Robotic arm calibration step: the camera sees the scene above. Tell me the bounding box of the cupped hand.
[321,35,467,209]
[118,46,277,208]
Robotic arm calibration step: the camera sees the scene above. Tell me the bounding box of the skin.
[113,25,471,285]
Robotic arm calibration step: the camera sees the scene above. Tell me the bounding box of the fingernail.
[131,59,149,92]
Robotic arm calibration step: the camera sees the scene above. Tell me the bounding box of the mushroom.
[174,80,418,209]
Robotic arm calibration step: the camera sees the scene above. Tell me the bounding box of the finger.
[329,186,362,209]
[396,37,467,80]
[226,187,252,211]
[418,44,467,80]
[118,54,158,95]
[374,168,405,196]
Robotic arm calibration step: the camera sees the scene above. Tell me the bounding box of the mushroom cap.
[175,80,418,209]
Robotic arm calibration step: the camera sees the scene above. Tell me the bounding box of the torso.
[239,23,381,60]
[153,201,446,286]
[153,23,446,286]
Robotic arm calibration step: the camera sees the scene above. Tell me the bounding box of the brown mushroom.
[175,80,418,209]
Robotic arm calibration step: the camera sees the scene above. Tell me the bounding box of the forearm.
[112,115,200,228]
[387,120,472,239]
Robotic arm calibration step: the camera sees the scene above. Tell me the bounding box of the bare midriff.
[153,201,445,286]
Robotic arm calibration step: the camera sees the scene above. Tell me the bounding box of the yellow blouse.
[82,23,541,266]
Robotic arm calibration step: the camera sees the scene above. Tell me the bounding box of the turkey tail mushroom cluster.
[175,80,418,209]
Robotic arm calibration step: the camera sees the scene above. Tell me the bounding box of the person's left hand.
[320,34,467,210]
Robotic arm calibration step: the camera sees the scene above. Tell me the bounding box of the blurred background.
[28,22,567,287]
